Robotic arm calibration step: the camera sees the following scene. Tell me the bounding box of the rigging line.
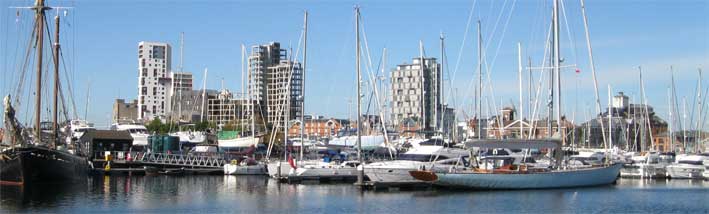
[485,0,517,74]
[14,14,37,106]
[527,22,553,138]
[359,14,392,141]
[16,18,39,117]
[560,0,580,69]
[59,50,78,118]
[450,0,477,91]
[482,0,508,52]
[266,25,305,159]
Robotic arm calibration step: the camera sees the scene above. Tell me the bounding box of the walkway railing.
[138,152,226,168]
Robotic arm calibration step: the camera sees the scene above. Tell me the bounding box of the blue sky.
[1,0,707,129]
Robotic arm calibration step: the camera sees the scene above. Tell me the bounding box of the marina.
[0,0,708,213]
[1,175,708,213]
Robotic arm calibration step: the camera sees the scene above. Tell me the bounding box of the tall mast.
[552,0,562,139]
[201,68,208,122]
[580,0,607,146]
[248,45,255,137]
[355,6,364,185]
[477,20,482,140]
[607,85,612,161]
[178,32,184,123]
[668,86,673,152]
[418,41,426,133]
[517,42,523,139]
[300,11,308,162]
[696,68,702,152]
[52,13,60,147]
[241,44,246,135]
[682,97,687,152]
[438,33,444,134]
[34,0,47,141]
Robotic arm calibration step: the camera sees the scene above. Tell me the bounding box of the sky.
[1,0,707,129]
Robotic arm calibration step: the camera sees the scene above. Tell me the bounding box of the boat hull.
[224,163,267,175]
[421,163,622,189]
[365,161,451,184]
[0,147,90,185]
[620,164,669,178]
[666,164,704,179]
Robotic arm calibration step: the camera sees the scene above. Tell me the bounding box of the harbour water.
[1,176,707,213]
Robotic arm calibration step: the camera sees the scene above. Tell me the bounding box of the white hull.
[219,136,260,148]
[620,164,669,178]
[292,165,358,178]
[364,161,452,184]
[223,163,267,175]
[266,161,294,179]
[666,164,704,179]
[267,160,358,180]
[419,164,622,189]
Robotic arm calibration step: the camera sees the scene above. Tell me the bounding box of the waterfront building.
[137,41,172,121]
[171,89,219,123]
[577,92,668,151]
[287,116,346,139]
[112,99,139,122]
[248,42,302,127]
[206,89,248,129]
[390,57,442,135]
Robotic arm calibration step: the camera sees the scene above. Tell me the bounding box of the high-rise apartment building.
[390,57,442,132]
[248,42,302,127]
[137,41,172,120]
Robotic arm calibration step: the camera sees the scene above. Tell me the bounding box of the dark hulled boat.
[0,146,89,185]
[1,0,90,186]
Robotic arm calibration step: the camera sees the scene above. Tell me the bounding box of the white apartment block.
[390,57,441,131]
[138,41,172,121]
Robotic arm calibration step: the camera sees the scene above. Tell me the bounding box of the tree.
[146,117,164,134]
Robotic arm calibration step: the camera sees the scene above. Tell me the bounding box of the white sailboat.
[223,45,265,175]
[410,0,622,189]
[364,140,468,184]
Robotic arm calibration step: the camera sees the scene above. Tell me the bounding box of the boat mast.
[418,41,426,134]
[201,68,208,122]
[696,68,702,153]
[682,97,687,152]
[552,0,562,140]
[178,32,184,124]
[248,45,255,138]
[517,42,523,139]
[668,86,673,152]
[438,33,443,135]
[580,0,608,148]
[608,85,612,162]
[241,44,245,135]
[34,0,48,141]
[355,6,364,185]
[300,11,308,162]
[477,20,482,140]
[52,13,61,147]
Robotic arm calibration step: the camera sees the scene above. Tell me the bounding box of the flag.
[287,153,297,169]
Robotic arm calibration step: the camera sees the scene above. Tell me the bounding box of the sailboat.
[267,10,364,182]
[1,0,90,186]
[409,0,622,189]
[223,45,265,175]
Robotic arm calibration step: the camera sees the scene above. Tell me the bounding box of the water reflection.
[1,176,707,213]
